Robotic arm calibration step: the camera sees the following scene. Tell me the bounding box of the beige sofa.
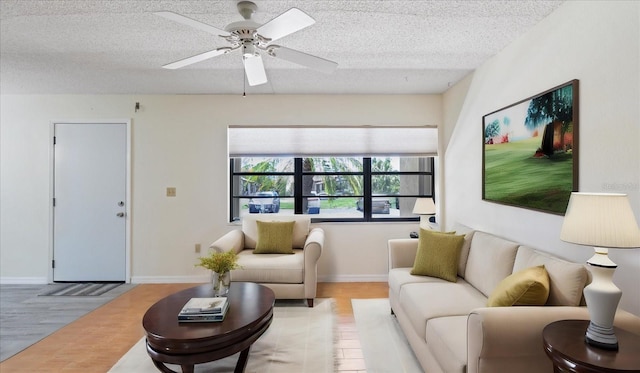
[388,228,640,373]
[210,215,324,307]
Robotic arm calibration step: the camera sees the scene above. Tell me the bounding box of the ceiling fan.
[154,1,338,86]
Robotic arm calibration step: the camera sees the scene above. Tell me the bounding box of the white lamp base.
[419,215,438,231]
[583,247,622,351]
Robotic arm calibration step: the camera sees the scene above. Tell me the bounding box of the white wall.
[443,1,640,315]
[0,95,441,283]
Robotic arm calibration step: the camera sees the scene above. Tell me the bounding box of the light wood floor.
[0,282,388,373]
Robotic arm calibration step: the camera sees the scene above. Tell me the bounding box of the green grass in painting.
[484,137,572,214]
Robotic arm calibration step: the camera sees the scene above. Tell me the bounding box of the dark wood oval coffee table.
[143,282,275,373]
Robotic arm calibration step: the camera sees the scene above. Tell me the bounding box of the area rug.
[352,298,423,373]
[108,298,336,373]
[38,282,122,296]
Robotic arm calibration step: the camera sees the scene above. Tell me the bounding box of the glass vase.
[211,271,230,297]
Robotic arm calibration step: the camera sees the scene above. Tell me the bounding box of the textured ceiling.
[0,0,565,95]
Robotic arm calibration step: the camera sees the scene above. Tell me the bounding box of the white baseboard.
[0,277,48,284]
[318,274,388,282]
[131,275,208,284]
[130,274,388,284]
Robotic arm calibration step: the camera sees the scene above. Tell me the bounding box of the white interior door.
[53,122,127,282]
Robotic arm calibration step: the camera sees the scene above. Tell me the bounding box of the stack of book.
[178,297,229,322]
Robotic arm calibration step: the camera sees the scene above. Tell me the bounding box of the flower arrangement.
[195,250,240,274]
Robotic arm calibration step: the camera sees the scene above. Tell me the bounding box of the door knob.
[116,212,125,217]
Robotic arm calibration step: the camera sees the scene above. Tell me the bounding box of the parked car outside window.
[356,197,391,214]
[248,191,280,213]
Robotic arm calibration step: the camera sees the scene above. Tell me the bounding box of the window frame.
[229,157,435,223]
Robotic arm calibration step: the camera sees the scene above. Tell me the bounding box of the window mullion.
[229,158,235,222]
[363,157,372,221]
[294,158,303,214]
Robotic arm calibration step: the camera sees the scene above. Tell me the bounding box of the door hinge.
[52,260,55,269]
[53,136,56,145]
[53,198,56,207]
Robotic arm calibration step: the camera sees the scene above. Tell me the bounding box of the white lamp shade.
[560,192,640,248]
[413,198,436,215]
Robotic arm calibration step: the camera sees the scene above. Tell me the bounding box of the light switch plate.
[166,187,176,197]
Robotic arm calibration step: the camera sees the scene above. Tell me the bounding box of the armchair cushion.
[232,249,304,283]
[254,220,295,254]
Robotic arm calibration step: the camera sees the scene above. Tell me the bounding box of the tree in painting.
[525,85,573,156]
[484,119,501,143]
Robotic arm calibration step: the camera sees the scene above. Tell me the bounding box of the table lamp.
[560,192,640,350]
[413,198,436,229]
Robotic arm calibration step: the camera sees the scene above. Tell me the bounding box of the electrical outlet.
[166,187,176,197]
[195,243,201,253]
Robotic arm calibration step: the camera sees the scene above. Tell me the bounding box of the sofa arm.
[304,227,324,259]
[303,227,324,299]
[209,229,244,254]
[388,239,418,269]
[467,306,640,373]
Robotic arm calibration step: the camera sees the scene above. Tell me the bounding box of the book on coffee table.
[179,297,228,314]
[178,297,229,322]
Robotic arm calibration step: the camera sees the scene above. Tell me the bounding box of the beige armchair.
[210,215,324,307]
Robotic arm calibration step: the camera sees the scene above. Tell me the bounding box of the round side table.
[543,320,640,373]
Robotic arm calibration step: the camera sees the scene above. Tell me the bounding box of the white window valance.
[228,125,438,157]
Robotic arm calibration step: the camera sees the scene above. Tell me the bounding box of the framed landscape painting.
[482,80,579,215]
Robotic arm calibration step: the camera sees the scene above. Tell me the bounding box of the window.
[230,157,434,222]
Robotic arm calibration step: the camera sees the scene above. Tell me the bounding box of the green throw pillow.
[410,228,465,282]
[254,220,296,254]
[487,265,550,307]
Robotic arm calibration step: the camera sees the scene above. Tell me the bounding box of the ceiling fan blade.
[257,8,315,42]
[269,46,338,74]
[162,48,230,69]
[154,11,230,37]
[243,54,268,86]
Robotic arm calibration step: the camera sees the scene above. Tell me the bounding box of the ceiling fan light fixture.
[242,43,257,58]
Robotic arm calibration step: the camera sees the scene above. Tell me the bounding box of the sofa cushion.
[487,265,550,307]
[514,246,588,306]
[411,229,465,282]
[242,216,310,249]
[464,231,519,297]
[254,220,295,254]
[398,280,487,340]
[458,230,475,278]
[388,267,449,296]
[231,249,304,283]
[426,316,468,373]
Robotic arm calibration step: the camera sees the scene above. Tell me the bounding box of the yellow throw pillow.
[410,228,465,282]
[254,220,296,254]
[487,265,550,307]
